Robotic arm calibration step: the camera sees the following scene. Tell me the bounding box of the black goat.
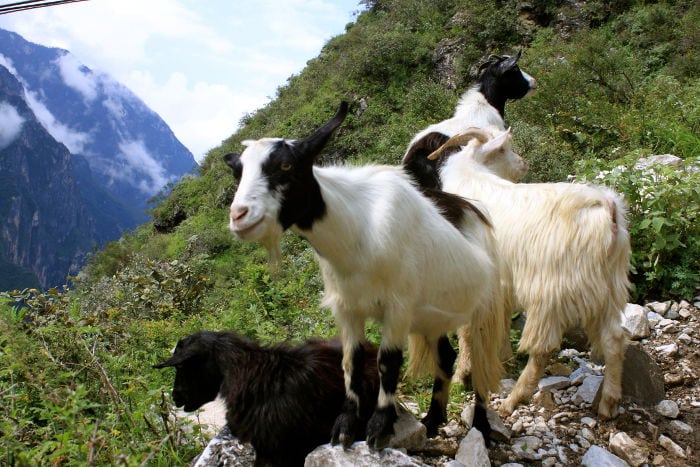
[155,331,379,466]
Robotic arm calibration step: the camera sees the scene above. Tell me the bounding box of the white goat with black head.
[422,127,631,420]
[223,102,507,449]
[403,50,536,190]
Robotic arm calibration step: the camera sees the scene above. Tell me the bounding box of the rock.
[572,375,604,405]
[623,304,650,339]
[669,420,693,435]
[609,431,648,467]
[547,362,573,376]
[304,442,426,466]
[442,461,464,467]
[658,434,687,459]
[654,342,678,356]
[678,333,692,344]
[622,343,665,406]
[634,154,682,169]
[647,301,671,315]
[655,400,679,419]
[439,419,465,438]
[461,406,510,442]
[581,416,597,429]
[581,445,629,467]
[665,309,681,320]
[647,311,664,328]
[511,435,542,460]
[538,376,571,392]
[454,428,490,467]
[499,378,517,397]
[390,406,427,450]
[194,427,256,467]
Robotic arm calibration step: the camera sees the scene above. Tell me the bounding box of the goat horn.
[426,128,491,160]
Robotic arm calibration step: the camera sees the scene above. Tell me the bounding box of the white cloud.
[0,54,18,75]
[23,89,91,154]
[0,102,25,150]
[55,53,99,102]
[104,140,175,195]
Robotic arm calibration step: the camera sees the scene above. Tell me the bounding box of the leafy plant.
[575,154,700,299]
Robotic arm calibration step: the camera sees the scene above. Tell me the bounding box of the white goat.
[403,51,536,189]
[423,127,631,420]
[224,103,506,449]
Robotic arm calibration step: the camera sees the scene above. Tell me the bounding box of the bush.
[0,288,203,465]
[575,154,700,300]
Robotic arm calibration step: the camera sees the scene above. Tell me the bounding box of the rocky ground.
[189,297,699,466]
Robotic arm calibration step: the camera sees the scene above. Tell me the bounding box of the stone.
[455,428,490,467]
[194,427,256,467]
[442,461,464,467]
[658,434,687,459]
[547,362,573,376]
[654,342,678,356]
[622,343,665,406]
[634,154,682,169]
[581,445,629,467]
[390,406,427,451]
[439,419,465,438]
[648,301,671,315]
[669,420,693,435]
[678,333,692,344]
[623,304,650,339]
[511,436,543,460]
[461,406,510,442]
[665,309,681,320]
[646,311,664,328]
[304,442,426,466]
[609,431,648,467]
[580,416,597,429]
[572,375,604,405]
[538,376,571,392]
[499,378,517,397]
[655,400,679,419]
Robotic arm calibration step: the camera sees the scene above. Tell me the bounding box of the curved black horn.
[296,101,349,159]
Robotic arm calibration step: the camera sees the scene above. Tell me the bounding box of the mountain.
[0,28,198,289]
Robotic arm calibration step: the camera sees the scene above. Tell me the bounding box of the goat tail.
[406,334,436,378]
[469,288,507,402]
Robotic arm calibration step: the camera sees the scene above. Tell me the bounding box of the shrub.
[575,154,700,300]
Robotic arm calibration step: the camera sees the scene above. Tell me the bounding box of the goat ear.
[223,153,242,179]
[499,50,521,72]
[153,354,184,369]
[477,129,511,160]
[294,101,349,162]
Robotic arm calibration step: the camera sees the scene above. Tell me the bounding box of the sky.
[0,0,363,163]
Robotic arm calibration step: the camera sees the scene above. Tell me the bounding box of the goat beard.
[260,229,283,276]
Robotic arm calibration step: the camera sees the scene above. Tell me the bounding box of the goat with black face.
[223,102,506,450]
[155,331,379,467]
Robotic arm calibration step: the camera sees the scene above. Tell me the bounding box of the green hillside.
[2,0,698,464]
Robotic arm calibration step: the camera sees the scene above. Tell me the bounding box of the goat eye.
[281,162,293,171]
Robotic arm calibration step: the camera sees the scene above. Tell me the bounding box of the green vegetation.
[2,1,698,463]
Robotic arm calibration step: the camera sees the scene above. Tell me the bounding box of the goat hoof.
[421,412,446,438]
[597,398,620,420]
[331,412,358,449]
[366,407,397,450]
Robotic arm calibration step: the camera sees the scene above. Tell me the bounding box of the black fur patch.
[403,132,458,190]
[422,188,492,229]
[436,335,457,377]
[377,347,403,397]
[259,140,327,231]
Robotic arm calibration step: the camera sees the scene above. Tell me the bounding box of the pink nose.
[231,206,249,222]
